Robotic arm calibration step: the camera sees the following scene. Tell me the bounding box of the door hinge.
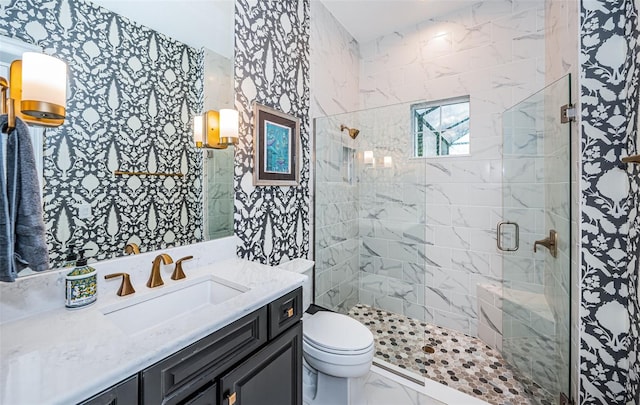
[560,104,576,123]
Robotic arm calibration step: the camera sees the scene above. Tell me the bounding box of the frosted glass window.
[412,97,470,157]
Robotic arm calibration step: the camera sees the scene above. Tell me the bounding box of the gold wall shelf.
[114,170,184,178]
[622,155,640,164]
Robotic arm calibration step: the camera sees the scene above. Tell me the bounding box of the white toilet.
[278,259,374,405]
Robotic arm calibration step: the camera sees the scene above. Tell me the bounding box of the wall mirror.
[0,0,235,275]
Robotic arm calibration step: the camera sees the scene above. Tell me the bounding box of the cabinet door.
[79,375,138,405]
[142,307,267,405]
[219,322,302,405]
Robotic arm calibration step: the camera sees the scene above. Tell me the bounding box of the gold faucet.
[124,243,140,255]
[147,253,173,288]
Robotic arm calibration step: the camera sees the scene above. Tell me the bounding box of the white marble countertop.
[0,257,306,405]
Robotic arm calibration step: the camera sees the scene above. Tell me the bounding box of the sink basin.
[101,276,248,335]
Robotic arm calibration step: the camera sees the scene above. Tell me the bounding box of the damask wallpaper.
[0,0,204,266]
[233,0,310,264]
[624,0,640,402]
[580,0,639,403]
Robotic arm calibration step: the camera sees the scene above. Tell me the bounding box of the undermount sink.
[101,276,249,335]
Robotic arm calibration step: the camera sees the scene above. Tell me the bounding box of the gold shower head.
[340,124,360,139]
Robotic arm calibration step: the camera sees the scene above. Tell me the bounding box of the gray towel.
[1,115,49,281]
[0,118,12,281]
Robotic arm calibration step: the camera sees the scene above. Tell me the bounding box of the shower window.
[412,96,470,157]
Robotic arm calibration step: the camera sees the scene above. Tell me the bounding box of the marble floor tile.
[348,304,554,405]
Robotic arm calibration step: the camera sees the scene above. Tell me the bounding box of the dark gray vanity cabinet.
[79,375,138,405]
[219,322,302,405]
[140,287,303,405]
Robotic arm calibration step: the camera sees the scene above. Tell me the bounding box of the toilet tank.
[277,258,314,311]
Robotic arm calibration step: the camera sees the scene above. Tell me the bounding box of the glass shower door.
[500,75,572,404]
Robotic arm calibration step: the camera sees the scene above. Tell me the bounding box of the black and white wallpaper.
[580,0,639,403]
[0,0,204,266]
[624,0,640,403]
[233,0,310,264]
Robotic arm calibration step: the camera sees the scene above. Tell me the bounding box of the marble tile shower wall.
[202,49,234,241]
[543,0,579,400]
[310,0,361,310]
[356,103,428,322]
[314,114,360,312]
[358,2,546,336]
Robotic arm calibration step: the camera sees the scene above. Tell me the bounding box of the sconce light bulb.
[193,115,204,147]
[219,108,239,145]
[364,150,374,165]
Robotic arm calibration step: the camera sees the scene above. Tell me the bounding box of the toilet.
[278,259,374,405]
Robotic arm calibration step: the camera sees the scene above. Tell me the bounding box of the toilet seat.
[304,337,374,356]
[303,311,374,353]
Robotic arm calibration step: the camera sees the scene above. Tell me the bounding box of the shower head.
[340,124,360,139]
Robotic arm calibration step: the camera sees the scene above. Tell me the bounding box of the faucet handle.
[105,273,136,296]
[172,256,194,280]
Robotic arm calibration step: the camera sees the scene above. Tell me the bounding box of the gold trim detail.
[114,170,184,178]
[622,155,640,164]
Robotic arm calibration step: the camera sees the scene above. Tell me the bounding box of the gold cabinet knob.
[226,392,236,405]
[104,273,136,296]
[287,308,294,318]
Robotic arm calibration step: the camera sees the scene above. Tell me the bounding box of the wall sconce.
[363,150,374,166]
[193,108,239,149]
[383,156,393,168]
[0,52,67,133]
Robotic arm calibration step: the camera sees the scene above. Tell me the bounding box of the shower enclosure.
[313,75,572,403]
[500,75,572,402]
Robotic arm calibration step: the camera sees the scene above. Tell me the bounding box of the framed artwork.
[253,103,300,186]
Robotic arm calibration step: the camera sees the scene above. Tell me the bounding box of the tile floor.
[348,304,554,405]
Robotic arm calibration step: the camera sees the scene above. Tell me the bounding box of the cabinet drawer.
[79,375,138,405]
[268,287,302,339]
[142,306,268,405]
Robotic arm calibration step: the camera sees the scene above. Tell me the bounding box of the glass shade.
[21,52,67,111]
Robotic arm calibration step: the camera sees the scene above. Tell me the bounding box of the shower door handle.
[496,221,519,252]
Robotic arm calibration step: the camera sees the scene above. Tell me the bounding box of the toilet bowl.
[276,259,374,405]
[302,311,374,405]
[304,311,374,376]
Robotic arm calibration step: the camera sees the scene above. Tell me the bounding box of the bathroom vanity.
[0,254,306,405]
[83,288,303,405]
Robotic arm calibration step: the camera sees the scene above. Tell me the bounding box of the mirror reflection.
[0,0,235,273]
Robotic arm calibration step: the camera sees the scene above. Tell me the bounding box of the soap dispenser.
[63,244,78,268]
[65,250,97,309]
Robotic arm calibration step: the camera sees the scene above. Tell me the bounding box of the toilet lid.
[304,311,373,352]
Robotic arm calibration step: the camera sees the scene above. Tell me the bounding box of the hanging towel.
[0,116,13,281]
[0,115,49,282]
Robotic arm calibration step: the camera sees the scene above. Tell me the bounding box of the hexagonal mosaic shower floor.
[347,304,554,405]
